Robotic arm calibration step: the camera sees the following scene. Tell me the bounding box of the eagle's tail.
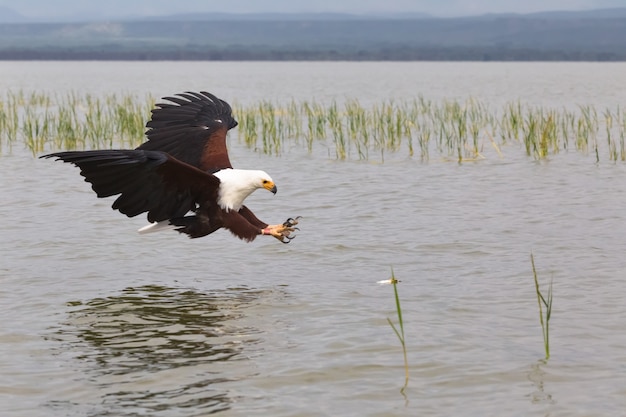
[137,221,175,234]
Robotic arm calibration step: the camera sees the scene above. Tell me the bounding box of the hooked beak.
[264,181,277,194]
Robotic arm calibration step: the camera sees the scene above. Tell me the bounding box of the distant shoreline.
[2,13,626,62]
[1,48,624,61]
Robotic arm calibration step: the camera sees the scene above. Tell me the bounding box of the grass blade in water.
[531,253,553,360]
[385,268,409,393]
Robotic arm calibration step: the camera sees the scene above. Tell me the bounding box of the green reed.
[0,90,152,155]
[345,99,369,159]
[616,108,626,161]
[3,90,626,163]
[605,109,616,161]
[327,101,346,159]
[531,253,553,360]
[0,92,20,152]
[603,108,626,162]
[386,268,409,394]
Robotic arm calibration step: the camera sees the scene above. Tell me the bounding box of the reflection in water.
[52,285,267,416]
[527,359,556,407]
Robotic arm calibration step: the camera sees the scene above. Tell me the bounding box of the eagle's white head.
[213,168,276,211]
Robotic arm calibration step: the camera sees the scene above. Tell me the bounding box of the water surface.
[1,62,626,416]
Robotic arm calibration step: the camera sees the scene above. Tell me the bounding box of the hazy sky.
[1,0,625,19]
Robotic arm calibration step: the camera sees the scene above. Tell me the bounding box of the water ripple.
[49,285,268,416]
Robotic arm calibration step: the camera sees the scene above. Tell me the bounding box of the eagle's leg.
[262,216,301,243]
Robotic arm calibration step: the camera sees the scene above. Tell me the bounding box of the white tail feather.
[137,221,175,234]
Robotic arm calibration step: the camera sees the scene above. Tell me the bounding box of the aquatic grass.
[579,105,600,162]
[417,124,431,161]
[399,102,415,158]
[22,106,53,154]
[0,101,16,152]
[531,253,553,360]
[327,101,346,159]
[605,109,617,161]
[619,107,626,161]
[0,92,21,151]
[0,90,151,155]
[56,103,82,150]
[345,99,369,159]
[501,100,522,142]
[257,101,279,155]
[3,90,626,163]
[386,268,409,394]
[113,93,155,148]
[467,98,485,156]
[233,103,257,150]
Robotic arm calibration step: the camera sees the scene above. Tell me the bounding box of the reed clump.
[0,90,153,155]
[3,90,626,163]
[234,98,626,162]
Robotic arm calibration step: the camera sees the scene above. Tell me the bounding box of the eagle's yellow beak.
[263,181,277,194]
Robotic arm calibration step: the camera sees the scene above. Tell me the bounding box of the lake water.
[1,61,626,417]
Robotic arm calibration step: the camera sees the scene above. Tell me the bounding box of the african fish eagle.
[41,91,299,243]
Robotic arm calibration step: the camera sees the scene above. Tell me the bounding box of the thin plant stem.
[386,268,409,393]
[531,253,553,360]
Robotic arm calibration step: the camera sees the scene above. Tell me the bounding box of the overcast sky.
[1,0,625,19]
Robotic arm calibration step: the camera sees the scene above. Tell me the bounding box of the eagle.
[41,91,299,243]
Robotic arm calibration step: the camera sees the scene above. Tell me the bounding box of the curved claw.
[265,216,301,243]
[283,216,302,227]
[280,235,296,244]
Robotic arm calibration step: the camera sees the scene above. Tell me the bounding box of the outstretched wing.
[136,91,238,173]
[41,150,220,223]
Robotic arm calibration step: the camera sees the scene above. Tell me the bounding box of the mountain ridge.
[2,7,626,23]
[2,8,626,61]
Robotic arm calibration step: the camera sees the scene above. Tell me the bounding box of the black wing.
[41,150,220,223]
[137,91,238,173]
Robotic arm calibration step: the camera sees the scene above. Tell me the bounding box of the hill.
[1,9,626,60]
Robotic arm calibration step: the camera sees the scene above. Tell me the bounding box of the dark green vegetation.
[2,9,626,60]
[3,91,626,162]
